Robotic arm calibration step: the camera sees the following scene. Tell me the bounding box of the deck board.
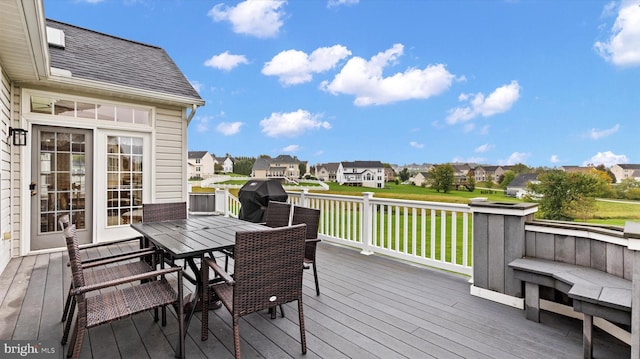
[0,240,631,358]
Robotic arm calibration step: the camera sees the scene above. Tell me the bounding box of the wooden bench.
[508,257,631,359]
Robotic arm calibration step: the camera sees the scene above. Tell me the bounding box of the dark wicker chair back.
[142,202,187,222]
[57,213,158,345]
[292,206,322,296]
[62,224,185,359]
[264,200,291,228]
[202,224,308,358]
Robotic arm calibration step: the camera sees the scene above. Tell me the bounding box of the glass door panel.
[31,126,92,249]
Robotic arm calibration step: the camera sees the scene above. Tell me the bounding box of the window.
[30,95,150,125]
[107,136,143,226]
[196,159,201,164]
[196,167,201,172]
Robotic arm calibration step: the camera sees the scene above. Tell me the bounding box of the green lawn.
[192,180,640,226]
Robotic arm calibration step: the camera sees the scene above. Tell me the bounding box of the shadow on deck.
[0,241,630,358]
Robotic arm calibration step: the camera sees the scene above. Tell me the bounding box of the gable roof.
[272,155,298,163]
[616,164,640,170]
[507,173,539,188]
[46,19,203,104]
[188,151,208,159]
[342,161,384,168]
[317,162,340,173]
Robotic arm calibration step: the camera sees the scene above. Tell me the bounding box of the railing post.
[625,222,640,359]
[468,201,538,307]
[215,188,228,216]
[361,192,374,255]
[300,188,309,207]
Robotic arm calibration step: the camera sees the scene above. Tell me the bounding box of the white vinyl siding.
[0,68,11,270]
[154,106,186,202]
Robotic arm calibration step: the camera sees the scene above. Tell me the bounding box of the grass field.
[194,180,640,227]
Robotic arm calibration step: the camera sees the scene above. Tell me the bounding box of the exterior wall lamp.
[9,127,28,146]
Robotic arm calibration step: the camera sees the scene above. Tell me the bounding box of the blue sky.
[44,0,640,168]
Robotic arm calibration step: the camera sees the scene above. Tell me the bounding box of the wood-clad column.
[469,201,538,298]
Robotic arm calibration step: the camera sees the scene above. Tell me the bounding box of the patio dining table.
[130,215,268,340]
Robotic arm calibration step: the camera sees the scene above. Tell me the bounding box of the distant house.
[474,165,500,183]
[610,164,640,183]
[316,162,340,182]
[337,161,385,188]
[384,167,395,182]
[412,171,430,186]
[506,173,540,198]
[0,6,203,274]
[213,155,234,173]
[452,163,472,184]
[188,151,215,179]
[251,155,303,180]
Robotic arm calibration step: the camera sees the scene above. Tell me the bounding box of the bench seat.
[508,257,631,358]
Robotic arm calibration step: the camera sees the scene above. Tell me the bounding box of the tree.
[428,164,455,193]
[528,170,609,221]
[510,163,530,174]
[499,170,516,189]
[465,171,476,192]
[232,157,255,176]
[298,162,306,178]
[398,168,410,182]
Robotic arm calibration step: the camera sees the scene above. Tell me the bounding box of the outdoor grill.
[238,179,288,223]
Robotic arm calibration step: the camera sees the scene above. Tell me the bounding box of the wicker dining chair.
[264,200,292,228]
[221,200,292,269]
[58,215,159,345]
[142,201,188,222]
[200,224,308,358]
[292,206,322,296]
[62,223,185,359]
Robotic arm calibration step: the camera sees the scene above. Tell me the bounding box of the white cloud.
[327,0,358,7]
[208,0,286,38]
[320,43,455,106]
[409,141,424,149]
[586,124,620,139]
[594,1,640,67]
[582,151,629,167]
[550,155,560,163]
[282,144,300,153]
[216,121,243,135]
[474,144,494,153]
[204,51,249,71]
[446,81,521,124]
[463,123,475,133]
[195,116,212,133]
[189,80,204,93]
[479,125,490,135]
[314,150,324,156]
[262,45,351,86]
[498,152,530,166]
[260,109,331,137]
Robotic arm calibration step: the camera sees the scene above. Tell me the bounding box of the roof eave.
[42,75,205,108]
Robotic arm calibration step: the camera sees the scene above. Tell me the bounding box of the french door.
[30,126,93,250]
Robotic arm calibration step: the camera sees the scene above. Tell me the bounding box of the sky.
[44,0,640,168]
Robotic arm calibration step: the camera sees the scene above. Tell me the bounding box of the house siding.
[9,85,21,258]
[155,106,186,202]
[0,67,11,271]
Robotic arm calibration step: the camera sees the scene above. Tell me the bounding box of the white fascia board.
[20,0,50,79]
[45,75,205,108]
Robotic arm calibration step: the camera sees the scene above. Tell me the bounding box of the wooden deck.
[0,240,630,358]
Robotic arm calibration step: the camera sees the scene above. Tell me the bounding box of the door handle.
[29,182,37,196]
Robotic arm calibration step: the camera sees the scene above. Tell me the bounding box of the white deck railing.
[211,188,473,276]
